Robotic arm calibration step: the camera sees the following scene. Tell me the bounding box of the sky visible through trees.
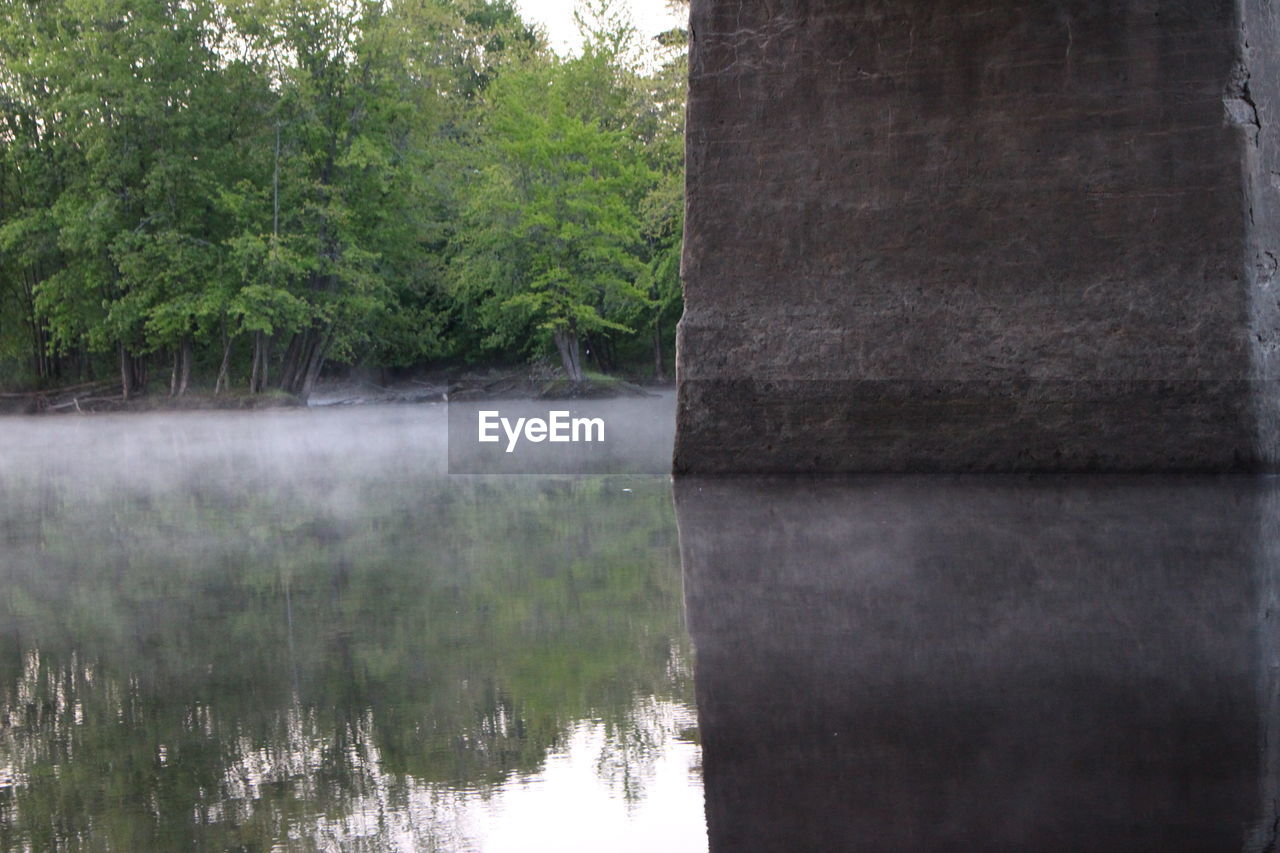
[515,0,681,55]
[0,0,688,398]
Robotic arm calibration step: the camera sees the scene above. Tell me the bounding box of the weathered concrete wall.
[675,0,1280,472]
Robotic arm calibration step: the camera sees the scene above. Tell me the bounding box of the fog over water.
[0,399,702,853]
[5,399,1279,851]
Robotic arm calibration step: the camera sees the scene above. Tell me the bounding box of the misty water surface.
[0,401,704,852]
[12,400,1269,852]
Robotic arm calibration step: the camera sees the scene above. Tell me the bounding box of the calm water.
[0,404,702,852]
[4,403,1280,851]
[678,476,1280,853]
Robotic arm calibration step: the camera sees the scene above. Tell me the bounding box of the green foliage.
[446,1,686,378]
[0,0,686,391]
[451,53,649,357]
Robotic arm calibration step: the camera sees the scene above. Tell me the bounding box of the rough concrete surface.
[675,0,1280,471]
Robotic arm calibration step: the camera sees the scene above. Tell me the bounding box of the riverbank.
[0,382,306,415]
[0,371,668,415]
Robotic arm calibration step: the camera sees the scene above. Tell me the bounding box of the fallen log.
[0,379,119,399]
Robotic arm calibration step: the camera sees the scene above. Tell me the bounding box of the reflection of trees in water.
[0,471,693,851]
[594,692,699,805]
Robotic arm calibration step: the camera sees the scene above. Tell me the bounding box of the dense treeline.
[0,0,685,398]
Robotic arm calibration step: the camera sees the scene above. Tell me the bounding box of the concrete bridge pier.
[675,0,1280,472]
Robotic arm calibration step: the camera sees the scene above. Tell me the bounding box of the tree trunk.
[602,335,617,372]
[120,343,133,400]
[21,271,49,383]
[249,335,260,393]
[584,331,618,374]
[278,333,303,394]
[653,315,665,381]
[553,328,583,383]
[178,336,192,397]
[250,331,269,394]
[278,326,331,401]
[299,338,328,400]
[119,344,146,400]
[215,328,233,395]
[135,353,148,394]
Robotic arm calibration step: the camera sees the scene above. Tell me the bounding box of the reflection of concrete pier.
[676,478,1277,851]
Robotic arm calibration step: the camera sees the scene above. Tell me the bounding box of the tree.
[2,0,242,397]
[450,5,654,381]
[0,0,688,395]
[636,0,688,379]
